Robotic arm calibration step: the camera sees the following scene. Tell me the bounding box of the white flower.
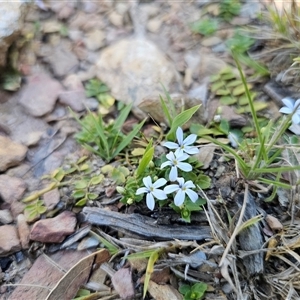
[164,177,198,206]
[163,127,199,156]
[161,152,192,181]
[228,132,239,148]
[279,97,300,124]
[136,176,167,210]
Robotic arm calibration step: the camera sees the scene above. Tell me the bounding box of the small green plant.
[209,67,267,114]
[73,104,146,163]
[179,282,208,300]
[24,199,47,222]
[190,18,219,36]
[225,31,269,77]
[85,78,115,114]
[205,52,300,195]
[219,0,241,21]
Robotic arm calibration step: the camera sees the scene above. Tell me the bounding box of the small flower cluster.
[279,97,300,124]
[136,127,200,210]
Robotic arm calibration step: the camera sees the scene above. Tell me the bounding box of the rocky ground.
[0,1,298,300]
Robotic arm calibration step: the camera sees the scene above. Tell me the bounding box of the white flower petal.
[279,107,293,114]
[152,189,167,200]
[166,151,176,161]
[292,113,300,125]
[184,180,195,189]
[184,146,199,155]
[183,134,197,145]
[176,177,185,186]
[174,190,185,206]
[161,161,172,169]
[174,148,184,157]
[153,178,167,188]
[163,141,179,149]
[142,176,152,188]
[177,153,190,161]
[176,127,184,144]
[282,97,295,109]
[169,166,178,181]
[136,187,148,195]
[177,162,192,172]
[164,184,179,194]
[146,193,155,210]
[295,99,300,109]
[186,189,198,202]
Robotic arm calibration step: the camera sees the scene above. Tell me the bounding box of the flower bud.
[127,198,133,205]
[149,160,155,169]
[153,176,158,181]
[116,186,125,194]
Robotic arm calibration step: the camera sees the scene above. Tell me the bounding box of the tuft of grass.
[72,105,146,163]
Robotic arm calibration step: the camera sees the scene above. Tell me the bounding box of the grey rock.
[0,225,21,256]
[19,73,63,117]
[30,211,77,243]
[0,1,27,67]
[17,214,30,249]
[0,209,13,224]
[0,136,27,172]
[96,37,182,120]
[0,95,49,146]
[0,175,27,203]
[43,41,79,77]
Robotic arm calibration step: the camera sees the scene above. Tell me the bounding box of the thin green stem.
[232,51,267,162]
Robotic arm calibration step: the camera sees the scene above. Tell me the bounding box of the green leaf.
[243,101,268,112]
[75,198,87,206]
[227,79,243,88]
[87,193,98,200]
[52,168,65,182]
[179,284,191,295]
[136,146,154,178]
[192,282,208,294]
[220,96,236,105]
[211,81,224,92]
[111,168,126,184]
[210,74,221,83]
[197,174,211,189]
[167,105,201,140]
[89,174,104,185]
[190,19,218,36]
[221,72,236,81]
[219,119,230,134]
[75,180,88,189]
[190,124,215,136]
[232,84,251,96]
[72,190,86,199]
[37,205,47,214]
[215,89,230,96]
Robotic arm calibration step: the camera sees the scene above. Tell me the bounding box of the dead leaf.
[111,268,134,300]
[46,249,110,300]
[265,215,283,232]
[147,280,183,300]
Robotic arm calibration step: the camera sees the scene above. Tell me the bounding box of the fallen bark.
[81,207,212,241]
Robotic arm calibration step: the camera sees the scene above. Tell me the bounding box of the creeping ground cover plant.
[131,127,209,222]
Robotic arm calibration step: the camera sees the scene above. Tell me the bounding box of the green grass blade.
[232,51,267,162]
[112,119,146,158]
[257,177,291,189]
[113,103,133,131]
[252,165,300,174]
[161,84,176,118]
[167,105,201,140]
[160,95,173,126]
[136,146,154,179]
